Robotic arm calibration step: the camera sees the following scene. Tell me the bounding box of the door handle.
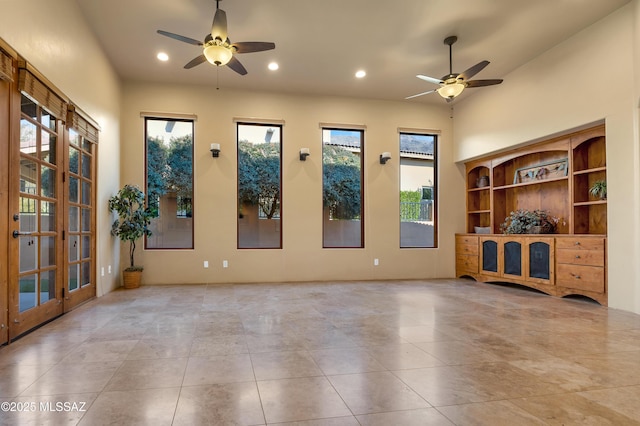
[12,230,33,238]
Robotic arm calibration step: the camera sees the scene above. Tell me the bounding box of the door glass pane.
[69,176,79,203]
[82,153,91,178]
[20,159,38,194]
[81,261,91,287]
[40,271,55,303]
[41,132,56,164]
[82,235,91,259]
[41,236,56,267]
[69,235,79,262]
[482,240,498,273]
[82,139,91,152]
[21,95,37,119]
[69,264,79,291]
[20,119,37,155]
[41,201,56,232]
[82,208,91,232]
[69,146,79,173]
[19,197,37,232]
[41,165,56,198]
[19,274,38,312]
[69,206,79,232]
[41,109,56,130]
[81,181,91,205]
[19,236,38,273]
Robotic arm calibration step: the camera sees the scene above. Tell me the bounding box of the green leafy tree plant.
[500,209,562,234]
[237,140,281,219]
[322,145,361,220]
[108,184,154,271]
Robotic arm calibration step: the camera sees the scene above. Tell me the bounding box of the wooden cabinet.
[457,124,607,304]
[555,236,606,304]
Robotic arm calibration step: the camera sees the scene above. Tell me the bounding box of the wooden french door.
[63,127,96,311]
[8,94,64,339]
[0,70,9,345]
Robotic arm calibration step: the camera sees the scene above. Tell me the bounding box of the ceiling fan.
[406,36,502,102]
[157,0,275,75]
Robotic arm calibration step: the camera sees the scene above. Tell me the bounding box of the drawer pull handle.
[572,274,581,279]
[575,255,581,259]
[575,242,581,246]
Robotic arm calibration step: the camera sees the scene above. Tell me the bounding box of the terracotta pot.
[122,269,142,289]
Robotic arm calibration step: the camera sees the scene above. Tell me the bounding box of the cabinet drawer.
[456,235,479,246]
[556,264,604,293]
[456,243,478,255]
[556,249,604,267]
[456,254,478,274]
[556,237,605,251]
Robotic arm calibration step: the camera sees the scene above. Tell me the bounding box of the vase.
[476,176,489,188]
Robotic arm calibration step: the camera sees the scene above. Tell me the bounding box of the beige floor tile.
[251,350,323,380]
[308,347,386,375]
[258,377,351,423]
[328,371,430,415]
[182,354,255,386]
[189,334,248,356]
[105,357,188,391]
[437,400,548,426]
[77,388,180,426]
[366,343,444,370]
[60,340,138,363]
[510,393,640,425]
[173,382,264,425]
[20,361,122,396]
[356,408,454,426]
[578,385,640,421]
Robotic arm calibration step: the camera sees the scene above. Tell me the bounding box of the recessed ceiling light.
[157,52,169,62]
[355,70,366,78]
[268,62,279,71]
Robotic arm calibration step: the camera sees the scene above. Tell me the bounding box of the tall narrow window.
[322,128,364,248]
[145,118,194,249]
[237,123,282,249]
[399,132,437,248]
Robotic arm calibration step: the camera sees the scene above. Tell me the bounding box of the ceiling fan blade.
[227,56,248,75]
[211,7,228,41]
[459,60,490,81]
[405,89,437,100]
[232,42,276,54]
[416,74,443,85]
[465,79,503,88]
[157,30,203,46]
[184,55,207,69]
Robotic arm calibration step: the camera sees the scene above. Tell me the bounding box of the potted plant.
[589,180,607,200]
[108,184,154,288]
[500,209,562,234]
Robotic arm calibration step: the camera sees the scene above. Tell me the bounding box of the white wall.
[454,3,640,313]
[0,0,122,295]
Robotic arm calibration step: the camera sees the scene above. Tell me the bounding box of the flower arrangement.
[500,209,563,234]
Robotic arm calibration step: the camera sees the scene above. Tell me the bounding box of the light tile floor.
[2,279,640,425]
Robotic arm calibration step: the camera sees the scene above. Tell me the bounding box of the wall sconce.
[299,148,310,161]
[380,152,391,164]
[210,143,221,158]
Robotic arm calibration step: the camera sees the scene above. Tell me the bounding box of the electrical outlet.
[108,265,112,274]
[374,258,379,266]
[101,267,105,276]
[223,260,228,268]
[204,261,209,268]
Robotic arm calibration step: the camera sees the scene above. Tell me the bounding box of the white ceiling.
[75,0,629,105]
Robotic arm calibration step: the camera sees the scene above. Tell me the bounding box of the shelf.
[467,186,490,192]
[493,176,569,191]
[573,200,607,207]
[468,210,491,214]
[573,166,606,176]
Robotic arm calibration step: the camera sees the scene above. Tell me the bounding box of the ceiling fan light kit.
[157,0,275,76]
[407,35,503,102]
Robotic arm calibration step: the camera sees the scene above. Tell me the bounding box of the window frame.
[399,131,438,249]
[321,127,365,249]
[143,116,195,250]
[236,122,283,250]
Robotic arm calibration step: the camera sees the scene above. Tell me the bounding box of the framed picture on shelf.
[513,158,568,184]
